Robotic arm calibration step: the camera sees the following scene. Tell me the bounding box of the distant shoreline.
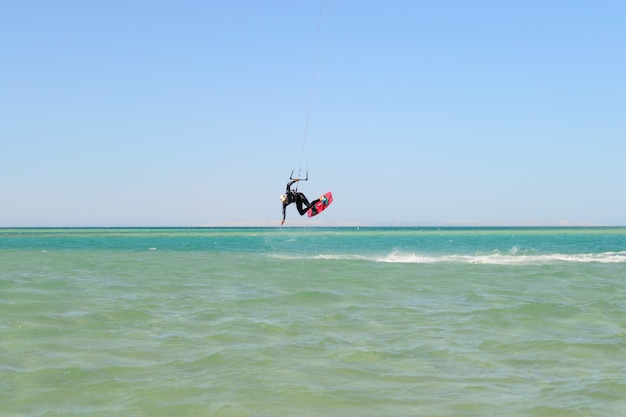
[2,224,622,230]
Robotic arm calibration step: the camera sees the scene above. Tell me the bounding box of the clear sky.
[2,1,625,227]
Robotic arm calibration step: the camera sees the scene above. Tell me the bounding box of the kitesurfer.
[280,178,319,225]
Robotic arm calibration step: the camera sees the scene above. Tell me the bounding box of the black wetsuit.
[281,180,319,223]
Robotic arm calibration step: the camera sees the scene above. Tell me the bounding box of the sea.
[1,227,625,417]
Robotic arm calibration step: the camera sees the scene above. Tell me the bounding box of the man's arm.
[281,179,299,225]
[286,179,298,193]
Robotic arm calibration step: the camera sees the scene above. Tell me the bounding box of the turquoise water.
[2,227,626,416]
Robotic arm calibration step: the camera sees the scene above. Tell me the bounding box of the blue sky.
[2,1,625,227]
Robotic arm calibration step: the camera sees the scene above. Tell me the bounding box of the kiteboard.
[307,192,333,218]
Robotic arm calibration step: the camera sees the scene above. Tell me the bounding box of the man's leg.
[296,193,319,215]
[295,194,308,215]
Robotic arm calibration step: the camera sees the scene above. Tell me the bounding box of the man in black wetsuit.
[280,178,319,225]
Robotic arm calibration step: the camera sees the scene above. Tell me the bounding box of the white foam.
[271,251,626,265]
[373,250,626,265]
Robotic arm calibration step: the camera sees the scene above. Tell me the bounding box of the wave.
[297,250,626,265]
